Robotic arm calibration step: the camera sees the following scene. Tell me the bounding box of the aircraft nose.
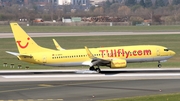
[170,50,176,56]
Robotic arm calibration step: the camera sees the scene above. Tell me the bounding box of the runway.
[1,68,180,82]
[1,32,180,38]
[1,80,180,101]
[1,69,180,101]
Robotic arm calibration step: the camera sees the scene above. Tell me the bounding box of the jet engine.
[110,59,127,68]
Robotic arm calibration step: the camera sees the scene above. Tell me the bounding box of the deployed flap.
[52,39,65,51]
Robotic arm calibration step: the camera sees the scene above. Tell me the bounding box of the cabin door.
[156,48,160,56]
[42,56,47,63]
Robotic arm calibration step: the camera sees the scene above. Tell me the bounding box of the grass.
[0,34,180,70]
[102,93,180,101]
[0,25,180,33]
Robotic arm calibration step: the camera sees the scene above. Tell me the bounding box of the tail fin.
[10,23,52,54]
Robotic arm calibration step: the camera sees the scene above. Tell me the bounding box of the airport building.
[23,0,89,6]
[22,0,106,6]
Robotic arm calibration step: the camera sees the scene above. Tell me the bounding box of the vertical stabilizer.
[10,23,51,54]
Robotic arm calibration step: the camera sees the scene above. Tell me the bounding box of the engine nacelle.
[110,59,127,68]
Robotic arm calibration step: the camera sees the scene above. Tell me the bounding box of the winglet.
[52,39,65,50]
[85,46,95,59]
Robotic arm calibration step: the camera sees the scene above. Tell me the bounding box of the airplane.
[6,23,176,73]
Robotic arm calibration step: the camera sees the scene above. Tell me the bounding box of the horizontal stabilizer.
[6,51,19,56]
[6,51,33,58]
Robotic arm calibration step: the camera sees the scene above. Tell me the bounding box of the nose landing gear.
[158,61,162,68]
[158,64,162,68]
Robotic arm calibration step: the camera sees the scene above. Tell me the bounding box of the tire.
[89,66,95,71]
[158,64,162,68]
[95,68,101,73]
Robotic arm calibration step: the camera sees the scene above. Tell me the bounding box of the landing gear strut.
[89,66,101,73]
[158,61,162,68]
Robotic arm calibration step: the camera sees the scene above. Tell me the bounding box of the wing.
[84,46,111,67]
[84,46,127,68]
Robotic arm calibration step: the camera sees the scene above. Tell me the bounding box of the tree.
[105,0,112,8]
[172,0,180,5]
[139,0,145,7]
[112,0,116,3]
[155,0,165,7]
[125,0,137,6]
[89,6,96,12]
[168,0,173,5]
[130,16,144,25]
[118,6,131,17]
[131,4,141,11]
[109,3,120,15]
[94,7,104,15]
[145,0,153,8]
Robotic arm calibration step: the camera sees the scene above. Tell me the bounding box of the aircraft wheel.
[95,68,101,73]
[89,66,95,71]
[158,64,162,68]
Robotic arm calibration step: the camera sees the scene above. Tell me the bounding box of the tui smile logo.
[17,37,30,49]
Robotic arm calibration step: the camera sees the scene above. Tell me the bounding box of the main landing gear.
[158,61,162,68]
[89,66,101,73]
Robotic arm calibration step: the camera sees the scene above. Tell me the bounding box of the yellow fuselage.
[18,45,175,67]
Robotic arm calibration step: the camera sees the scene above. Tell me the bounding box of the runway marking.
[40,80,161,92]
[57,99,63,101]
[37,99,43,101]
[27,100,34,101]
[2,73,180,78]
[0,80,163,100]
[18,99,24,101]
[0,80,114,93]
[0,86,54,93]
[1,32,180,38]
[47,99,53,101]
[38,84,54,87]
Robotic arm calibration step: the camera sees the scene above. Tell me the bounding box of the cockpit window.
[164,49,169,51]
